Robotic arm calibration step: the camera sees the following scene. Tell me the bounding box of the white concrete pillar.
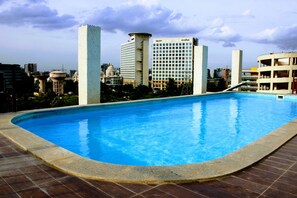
[193,45,208,95]
[78,25,101,105]
[231,50,243,89]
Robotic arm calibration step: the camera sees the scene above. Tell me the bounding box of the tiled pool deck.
[0,133,297,197]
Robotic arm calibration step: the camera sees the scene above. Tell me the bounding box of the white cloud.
[86,4,202,36]
[199,18,241,47]
[126,0,159,7]
[242,9,254,18]
[251,24,297,50]
[0,2,77,30]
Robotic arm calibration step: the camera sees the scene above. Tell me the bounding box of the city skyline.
[0,0,297,71]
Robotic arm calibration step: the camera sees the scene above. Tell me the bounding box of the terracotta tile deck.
[0,134,297,197]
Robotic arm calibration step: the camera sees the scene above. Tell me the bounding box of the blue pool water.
[13,93,297,166]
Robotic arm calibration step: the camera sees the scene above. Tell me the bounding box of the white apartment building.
[152,37,199,90]
[120,33,151,87]
[257,52,297,94]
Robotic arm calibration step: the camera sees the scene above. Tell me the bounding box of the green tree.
[64,80,78,94]
[165,78,178,96]
[131,85,152,99]
[217,78,227,91]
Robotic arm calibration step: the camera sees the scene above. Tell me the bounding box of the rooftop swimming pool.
[12,92,297,167]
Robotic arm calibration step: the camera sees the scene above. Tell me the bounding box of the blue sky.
[0,0,297,71]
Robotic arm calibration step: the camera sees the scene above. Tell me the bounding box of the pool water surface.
[13,93,297,166]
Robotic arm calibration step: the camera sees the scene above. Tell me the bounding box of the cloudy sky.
[1,0,297,71]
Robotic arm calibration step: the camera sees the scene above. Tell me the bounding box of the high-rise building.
[120,33,152,87]
[24,63,37,76]
[0,63,24,92]
[151,37,199,90]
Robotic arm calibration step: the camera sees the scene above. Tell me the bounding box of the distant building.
[72,71,79,82]
[213,68,230,88]
[120,33,152,87]
[0,63,24,93]
[24,63,37,76]
[151,37,199,90]
[49,70,67,95]
[101,63,109,75]
[33,72,50,94]
[69,70,76,78]
[241,67,258,92]
[103,64,123,86]
[257,52,297,94]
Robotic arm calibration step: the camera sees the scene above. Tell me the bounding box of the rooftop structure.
[193,45,208,94]
[78,25,101,104]
[231,50,243,91]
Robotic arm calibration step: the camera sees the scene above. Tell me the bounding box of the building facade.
[120,33,151,87]
[257,52,297,94]
[0,63,24,93]
[241,67,258,92]
[151,37,199,90]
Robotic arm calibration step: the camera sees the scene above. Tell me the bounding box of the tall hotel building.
[152,37,199,90]
[120,33,152,87]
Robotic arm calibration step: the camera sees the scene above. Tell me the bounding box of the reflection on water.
[229,98,239,134]
[79,119,89,156]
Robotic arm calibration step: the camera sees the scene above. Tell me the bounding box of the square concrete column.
[78,25,101,105]
[231,50,243,89]
[193,45,208,95]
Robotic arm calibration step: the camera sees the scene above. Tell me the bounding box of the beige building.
[257,52,297,94]
[49,71,67,95]
[120,33,151,87]
[152,37,199,90]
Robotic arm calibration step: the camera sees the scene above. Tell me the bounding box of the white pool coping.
[1,93,297,184]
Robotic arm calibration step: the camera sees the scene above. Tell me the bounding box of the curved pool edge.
[1,110,297,184]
